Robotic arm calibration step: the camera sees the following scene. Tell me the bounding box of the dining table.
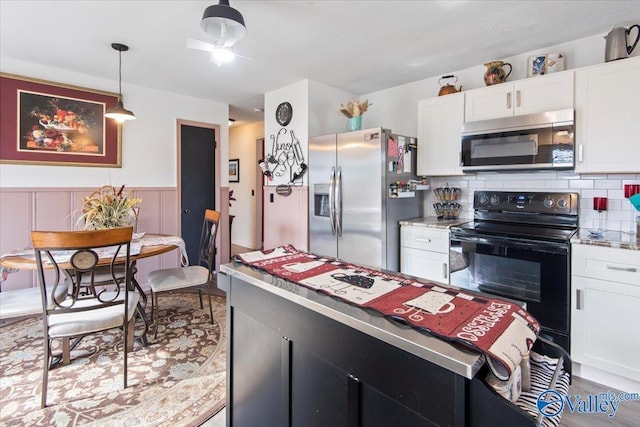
[0,233,187,346]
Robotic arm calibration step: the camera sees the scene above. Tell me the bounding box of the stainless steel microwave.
[461,109,574,171]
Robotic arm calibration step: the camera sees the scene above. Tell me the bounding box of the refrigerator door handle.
[329,167,337,236]
[336,166,343,237]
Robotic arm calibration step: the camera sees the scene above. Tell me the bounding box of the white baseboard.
[573,362,640,393]
[231,239,255,250]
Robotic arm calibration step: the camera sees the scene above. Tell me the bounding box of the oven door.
[449,232,570,349]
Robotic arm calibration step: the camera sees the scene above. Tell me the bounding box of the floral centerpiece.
[77,185,141,230]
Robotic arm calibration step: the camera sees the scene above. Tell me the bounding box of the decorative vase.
[348,116,362,131]
[483,61,512,86]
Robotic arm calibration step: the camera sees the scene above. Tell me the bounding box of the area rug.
[0,294,226,427]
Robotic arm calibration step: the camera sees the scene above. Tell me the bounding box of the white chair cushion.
[147,266,210,293]
[47,291,139,338]
[0,284,69,320]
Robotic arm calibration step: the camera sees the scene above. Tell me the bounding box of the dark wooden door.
[180,124,215,264]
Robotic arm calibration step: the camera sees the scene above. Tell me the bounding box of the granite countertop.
[399,216,469,229]
[571,229,640,251]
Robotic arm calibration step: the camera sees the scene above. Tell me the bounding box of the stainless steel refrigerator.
[309,127,422,271]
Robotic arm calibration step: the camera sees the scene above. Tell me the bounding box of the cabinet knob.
[506,92,512,109]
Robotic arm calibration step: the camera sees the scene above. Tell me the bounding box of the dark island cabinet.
[220,265,541,427]
[226,274,466,427]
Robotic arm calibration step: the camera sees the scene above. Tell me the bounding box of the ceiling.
[2,1,639,125]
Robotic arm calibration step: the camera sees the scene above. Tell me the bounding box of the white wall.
[0,57,229,187]
[308,80,355,137]
[264,80,309,187]
[229,121,264,249]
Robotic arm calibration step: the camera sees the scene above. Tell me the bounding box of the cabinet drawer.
[572,244,640,286]
[400,247,449,284]
[401,226,449,252]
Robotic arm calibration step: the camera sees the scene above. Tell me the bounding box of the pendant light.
[201,0,247,47]
[105,43,136,123]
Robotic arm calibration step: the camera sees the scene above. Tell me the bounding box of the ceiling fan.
[186,38,253,66]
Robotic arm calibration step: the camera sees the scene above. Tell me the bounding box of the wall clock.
[276,102,293,127]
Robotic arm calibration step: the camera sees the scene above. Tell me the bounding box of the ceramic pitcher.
[484,61,512,86]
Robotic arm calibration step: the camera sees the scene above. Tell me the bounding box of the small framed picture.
[229,158,240,183]
[546,53,565,74]
[527,55,547,77]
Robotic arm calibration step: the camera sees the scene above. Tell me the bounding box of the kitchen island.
[218,262,551,427]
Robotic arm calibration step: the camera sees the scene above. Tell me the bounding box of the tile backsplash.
[425,171,640,233]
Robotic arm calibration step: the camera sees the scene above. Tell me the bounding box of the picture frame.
[527,55,547,77]
[229,158,240,183]
[0,73,122,167]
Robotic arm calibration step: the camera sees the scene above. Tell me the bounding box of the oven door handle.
[450,232,569,254]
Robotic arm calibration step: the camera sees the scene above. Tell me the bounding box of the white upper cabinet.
[465,71,574,122]
[574,57,640,174]
[417,92,465,176]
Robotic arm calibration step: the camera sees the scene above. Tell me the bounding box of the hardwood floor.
[207,244,640,426]
[560,376,640,426]
[230,244,253,257]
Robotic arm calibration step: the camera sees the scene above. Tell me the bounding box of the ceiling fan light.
[105,100,136,123]
[201,0,247,46]
[211,47,235,63]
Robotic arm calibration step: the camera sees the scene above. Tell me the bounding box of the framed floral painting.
[0,73,122,167]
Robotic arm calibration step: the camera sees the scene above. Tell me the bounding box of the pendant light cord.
[118,50,123,97]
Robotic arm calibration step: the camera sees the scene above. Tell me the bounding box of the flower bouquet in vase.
[339,98,371,131]
[77,185,141,230]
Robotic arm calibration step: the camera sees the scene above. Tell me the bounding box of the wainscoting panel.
[0,190,33,291]
[0,187,179,292]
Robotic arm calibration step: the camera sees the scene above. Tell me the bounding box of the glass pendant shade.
[201,0,247,47]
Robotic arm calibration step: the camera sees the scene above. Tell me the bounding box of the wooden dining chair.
[31,226,138,408]
[147,209,219,338]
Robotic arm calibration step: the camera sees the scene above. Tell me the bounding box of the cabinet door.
[464,84,513,122]
[417,93,465,176]
[401,247,449,284]
[574,57,640,173]
[571,275,640,381]
[513,71,574,116]
[231,309,287,427]
[291,344,350,427]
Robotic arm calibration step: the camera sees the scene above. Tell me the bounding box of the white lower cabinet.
[400,226,450,284]
[571,244,640,383]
